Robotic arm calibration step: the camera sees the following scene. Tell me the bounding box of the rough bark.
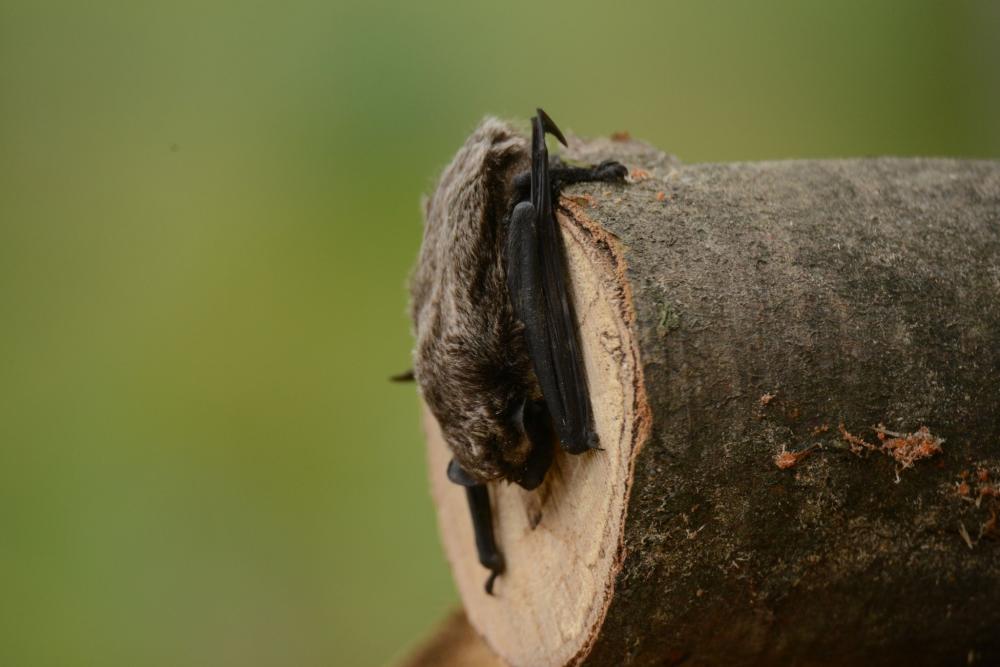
[422,138,1000,667]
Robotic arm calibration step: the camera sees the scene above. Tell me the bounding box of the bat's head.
[416,330,538,483]
[409,117,546,484]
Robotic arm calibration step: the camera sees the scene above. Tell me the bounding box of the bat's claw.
[483,552,505,595]
[485,570,500,595]
[536,108,568,147]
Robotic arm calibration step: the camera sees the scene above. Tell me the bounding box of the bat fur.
[409,118,539,482]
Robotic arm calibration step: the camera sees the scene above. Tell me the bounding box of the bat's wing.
[506,110,598,456]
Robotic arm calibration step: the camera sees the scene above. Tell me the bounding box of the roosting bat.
[402,110,627,593]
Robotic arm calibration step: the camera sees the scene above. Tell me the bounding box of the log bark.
[422,138,1000,667]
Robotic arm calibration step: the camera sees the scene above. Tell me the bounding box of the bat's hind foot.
[592,159,629,181]
[551,158,628,189]
[511,160,628,206]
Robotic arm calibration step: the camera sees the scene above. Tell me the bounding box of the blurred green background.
[0,1,997,665]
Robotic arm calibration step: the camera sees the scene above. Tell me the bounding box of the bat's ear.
[536,108,568,147]
[389,369,414,382]
[447,459,480,487]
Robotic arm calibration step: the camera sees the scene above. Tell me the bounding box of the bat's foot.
[550,159,628,190]
[592,159,628,182]
[509,153,628,210]
[562,436,602,455]
[511,160,628,204]
[586,430,603,451]
[513,399,555,490]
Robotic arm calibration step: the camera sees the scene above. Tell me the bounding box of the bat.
[403,109,627,593]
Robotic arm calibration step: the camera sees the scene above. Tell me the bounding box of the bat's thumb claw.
[536,108,568,147]
[484,556,504,594]
[484,570,500,595]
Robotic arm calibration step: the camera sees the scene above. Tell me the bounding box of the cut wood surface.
[421,138,1000,667]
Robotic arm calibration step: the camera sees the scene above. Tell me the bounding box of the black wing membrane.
[507,110,598,455]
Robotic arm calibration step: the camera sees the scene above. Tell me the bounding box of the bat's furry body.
[410,118,537,481]
[406,111,625,591]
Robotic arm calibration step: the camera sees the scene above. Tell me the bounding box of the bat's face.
[416,347,534,482]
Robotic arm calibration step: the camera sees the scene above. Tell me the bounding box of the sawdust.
[566,193,597,208]
[838,423,878,455]
[836,423,944,481]
[874,424,945,469]
[774,443,820,469]
[952,465,1000,547]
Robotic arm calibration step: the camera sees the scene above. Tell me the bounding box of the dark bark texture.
[562,142,1000,666]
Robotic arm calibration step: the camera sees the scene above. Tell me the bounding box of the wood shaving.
[774,444,819,470]
[839,423,877,455]
[874,424,944,469]
[958,521,975,549]
[566,193,596,207]
[838,423,943,477]
[980,508,999,540]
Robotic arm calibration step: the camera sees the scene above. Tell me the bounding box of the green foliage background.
[1,2,997,665]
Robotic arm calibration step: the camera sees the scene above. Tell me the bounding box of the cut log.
[423,138,1000,667]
